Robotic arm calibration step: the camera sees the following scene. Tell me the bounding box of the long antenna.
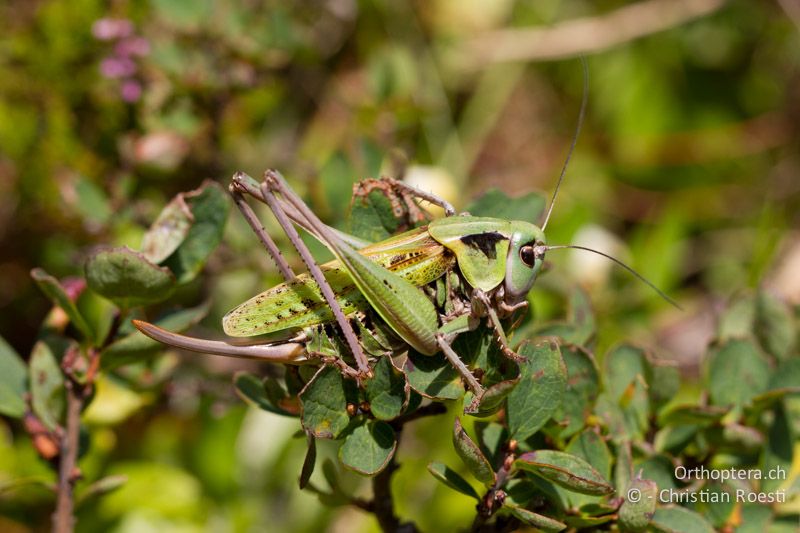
[542,57,589,231]
[545,244,682,310]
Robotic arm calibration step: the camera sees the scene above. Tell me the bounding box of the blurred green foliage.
[0,0,799,531]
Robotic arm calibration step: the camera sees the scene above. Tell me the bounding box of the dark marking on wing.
[459,231,508,260]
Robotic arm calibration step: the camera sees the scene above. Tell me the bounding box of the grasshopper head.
[504,221,547,305]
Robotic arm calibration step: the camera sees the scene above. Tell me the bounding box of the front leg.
[473,289,526,363]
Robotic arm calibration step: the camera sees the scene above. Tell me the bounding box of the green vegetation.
[0,1,798,531]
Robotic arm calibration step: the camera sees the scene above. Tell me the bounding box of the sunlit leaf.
[364,356,408,421]
[85,247,176,309]
[453,417,495,486]
[515,450,613,496]
[506,341,566,441]
[299,366,352,439]
[339,420,396,476]
[29,341,65,431]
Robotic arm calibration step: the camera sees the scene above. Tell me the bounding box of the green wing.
[223,226,452,337]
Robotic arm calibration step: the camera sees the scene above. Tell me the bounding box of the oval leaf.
[299,366,351,439]
[404,350,464,400]
[453,418,495,486]
[618,477,657,532]
[339,420,396,476]
[0,335,27,418]
[515,450,614,496]
[29,341,66,431]
[141,193,194,264]
[161,181,229,284]
[364,356,408,420]
[507,341,566,441]
[85,247,175,308]
[755,291,795,360]
[426,462,479,500]
[707,339,769,409]
[602,345,652,438]
[554,345,599,438]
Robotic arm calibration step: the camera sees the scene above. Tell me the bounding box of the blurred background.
[0,0,798,531]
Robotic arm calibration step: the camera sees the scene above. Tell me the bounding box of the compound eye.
[519,244,537,268]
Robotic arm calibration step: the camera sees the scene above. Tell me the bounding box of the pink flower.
[120,80,142,102]
[99,56,137,79]
[92,18,134,41]
[115,37,150,57]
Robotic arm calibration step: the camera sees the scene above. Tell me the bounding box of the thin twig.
[52,383,82,533]
[458,0,726,66]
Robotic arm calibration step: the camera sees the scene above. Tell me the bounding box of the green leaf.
[769,357,800,392]
[364,356,408,421]
[602,345,652,438]
[426,462,479,500]
[562,430,613,508]
[614,440,633,493]
[760,403,794,493]
[707,339,770,409]
[649,506,715,533]
[141,193,195,264]
[475,421,508,468]
[649,363,680,409]
[553,345,599,438]
[30,268,94,341]
[74,177,112,225]
[299,366,352,439]
[657,404,729,426]
[339,420,396,476]
[162,181,229,284]
[299,434,316,489]
[503,502,566,532]
[347,187,400,243]
[465,188,546,224]
[567,287,595,346]
[736,504,773,533]
[233,372,295,417]
[635,455,677,492]
[717,293,754,341]
[453,418,495,486]
[0,335,27,418]
[506,341,566,441]
[29,341,65,431]
[618,476,657,532]
[85,247,176,309]
[101,302,211,369]
[466,376,520,418]
[404,350,464,400]
[754,291,795,360]
[566,430,612,481]
[515,450,614,496]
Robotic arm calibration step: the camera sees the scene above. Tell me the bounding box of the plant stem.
[371,453,418,533]
[52,382,82,533]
